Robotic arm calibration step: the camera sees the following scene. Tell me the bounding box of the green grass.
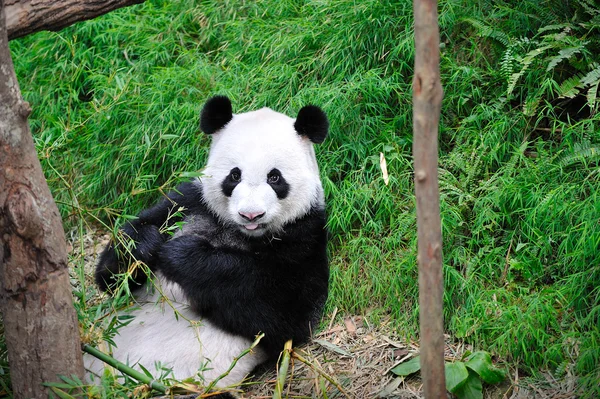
[6,0,600,396]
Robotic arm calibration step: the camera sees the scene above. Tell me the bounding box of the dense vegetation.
[6,0,600,395]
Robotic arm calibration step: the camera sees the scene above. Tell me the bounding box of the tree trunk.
[6,0,144,40]
[0,1,84,396]
[412,0,445,397]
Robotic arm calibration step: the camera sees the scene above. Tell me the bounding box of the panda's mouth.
[244,223,260,231]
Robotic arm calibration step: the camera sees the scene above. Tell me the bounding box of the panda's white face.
[200,107,324,236]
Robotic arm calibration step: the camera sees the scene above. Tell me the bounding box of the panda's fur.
[91,96,329,389]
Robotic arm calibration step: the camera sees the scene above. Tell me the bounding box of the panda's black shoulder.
[280,207,327,245]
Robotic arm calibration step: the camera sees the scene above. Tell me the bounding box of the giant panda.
[91,96,329,390]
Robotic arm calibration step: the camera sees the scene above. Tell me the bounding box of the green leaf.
[49,387,76,399]
[390,356,421,376]
[138,363,154,379]
[453,370,483,399]
[445,361,469,392]
[160,134,180,140]
[43,382,75,389]
[465,351,506,384]
[546,46,584,71]
[586,80,599,111]
[180,170,205,178]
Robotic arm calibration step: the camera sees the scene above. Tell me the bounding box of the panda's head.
[198,96,328,237]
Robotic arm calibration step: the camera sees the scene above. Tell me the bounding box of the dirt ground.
[69,228,581,399]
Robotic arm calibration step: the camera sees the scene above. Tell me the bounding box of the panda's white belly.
[85,274,267,387]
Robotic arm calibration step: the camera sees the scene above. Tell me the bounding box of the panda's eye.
[229,168,241,182]
[267,173,280,184]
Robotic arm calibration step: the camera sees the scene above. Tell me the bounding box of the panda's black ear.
[294,105,329,144]
[200,96,233,134]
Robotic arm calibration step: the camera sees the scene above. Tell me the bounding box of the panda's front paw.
[95,223,165,292]
[130,223,165,262]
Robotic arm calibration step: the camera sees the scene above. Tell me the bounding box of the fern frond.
[461,17,511,46]
[580,64,600,87]
[558,74,584,99]
[507,72,523,97]
[579,0,599,17]
[541,31,568,44]
[501,48,516,80]
[546,46,585,72]
[558,140,600,168]
[507,44,553,96]
[586,80,599,112]
[523,91,543,117]
[538,23,571,33]
[554,360,569,378]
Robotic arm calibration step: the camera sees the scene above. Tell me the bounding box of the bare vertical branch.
[412,0,445,397]
[0,1,84,396]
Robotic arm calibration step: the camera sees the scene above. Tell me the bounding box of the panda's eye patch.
[267,168,289,199]
[221,167,242,197]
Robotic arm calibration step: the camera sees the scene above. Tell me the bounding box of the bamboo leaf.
[49,387,76,399]
[379,152,389,185]
[180,170,205,178]
[138,363,154,378]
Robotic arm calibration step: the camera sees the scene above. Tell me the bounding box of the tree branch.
[412,0,445,397]
[6,0,145,40]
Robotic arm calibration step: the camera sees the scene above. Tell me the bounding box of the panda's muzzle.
[239,211,265,222]
[239,211,265,231]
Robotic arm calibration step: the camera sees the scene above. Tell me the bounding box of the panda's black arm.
[158,234,328,357]
[95,181,203,292]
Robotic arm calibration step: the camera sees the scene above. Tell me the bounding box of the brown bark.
[0,0,84,396]
[6,0,144,40]
[412,0,445,397]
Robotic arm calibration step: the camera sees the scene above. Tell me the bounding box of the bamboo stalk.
[272,340,293,399]
[204,332,265,393]
[82,344,167,393]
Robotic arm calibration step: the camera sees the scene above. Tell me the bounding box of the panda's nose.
[239,211,265,222]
